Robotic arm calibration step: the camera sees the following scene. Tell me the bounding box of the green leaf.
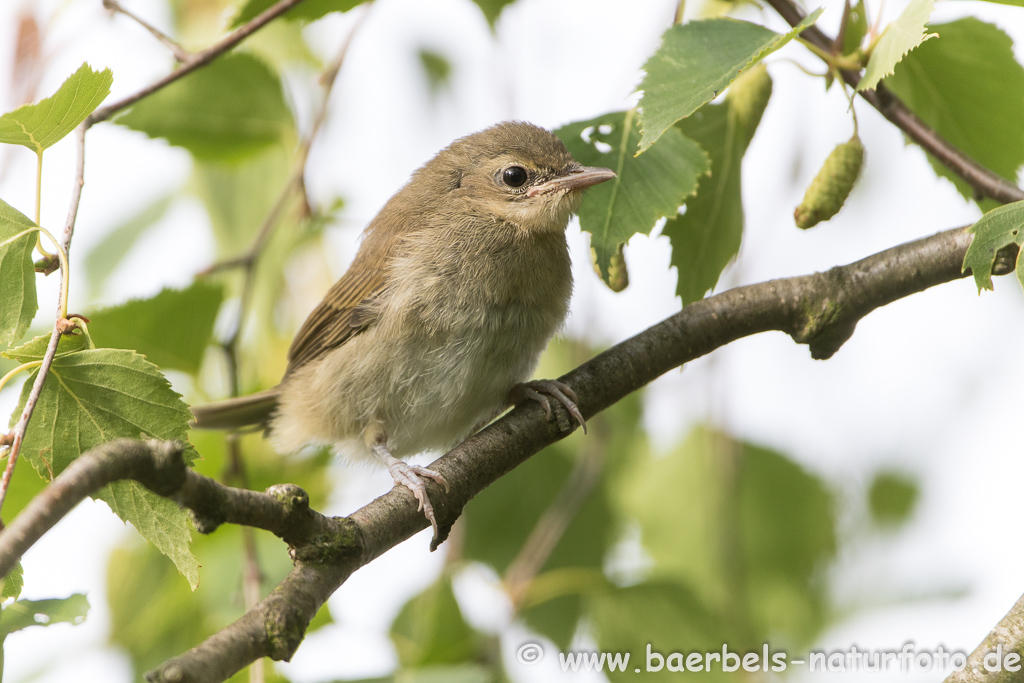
[472,0,515,27]
[231,0,366,27]
[962,201,1024,292]
[858,0,936,91]
[13,349,200,587]
[1,563,24,600]
[0,63,112,153]
[636,10,822,153]
[0,594,89,638]
[0,199,39,346]
[884,19,1024,201]
[83,194,175,297]
[3,331,91,362]
[116,53,293,161]
[557,110,709,281]
[868,470,920,527]
[87,281,224,375]
[668,63,772,304]
[391,574,483,668]
[842,0,870,55]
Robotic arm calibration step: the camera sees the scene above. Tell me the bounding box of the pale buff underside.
[270,220,573,463]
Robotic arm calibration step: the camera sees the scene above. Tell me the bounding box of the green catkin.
[794,135,864,229]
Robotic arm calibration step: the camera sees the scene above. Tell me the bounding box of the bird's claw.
[384,457,449,539]
[511,379,587,434]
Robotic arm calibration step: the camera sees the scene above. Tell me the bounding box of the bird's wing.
[285,258,389,375]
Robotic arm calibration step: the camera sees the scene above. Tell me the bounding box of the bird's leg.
[509,379,587,434]
[368,431,450,538]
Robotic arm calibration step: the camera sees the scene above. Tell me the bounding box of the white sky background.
[1,0,1023,681]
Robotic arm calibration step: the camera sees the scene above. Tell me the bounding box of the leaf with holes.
[667,63,772,304]
[0,594,89,639]
[0,63,112,152]
[859,0,936,91]
[962,200,1024,293]
[0,199,39,347]
[1,563,23,600]
[636,10,821,153]
[557,110,709,282]
[12,349,199,587]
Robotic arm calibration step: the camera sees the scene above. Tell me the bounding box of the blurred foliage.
[418,48,453,96]
[868,470,920,527]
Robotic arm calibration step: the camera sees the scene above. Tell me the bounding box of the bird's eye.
[502,166,528,188]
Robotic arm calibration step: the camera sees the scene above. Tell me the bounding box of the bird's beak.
[527,166,617,197]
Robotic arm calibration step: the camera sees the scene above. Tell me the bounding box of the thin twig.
[103,0,192,63]
[87,0,312,127]
[200,4,370,278]
[765,0,1024,204]
[504,437,604,611]
[0,323,77,514]
[61,124,87,259]
[210,5,371,369]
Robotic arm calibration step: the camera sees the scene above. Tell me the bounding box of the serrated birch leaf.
[0,199,39,346]
[0,63,112,152]
[668,64,772,304]
[859,0,936,91]
[636,10,821,153]
[2,331,90,362]
[557,110,709,280]
[884,19,1024,201]
[962,200,1024,292]
[12,349,199,587]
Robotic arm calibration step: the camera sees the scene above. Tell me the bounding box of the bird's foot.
[510,379,587,434]
[374,445,450,538]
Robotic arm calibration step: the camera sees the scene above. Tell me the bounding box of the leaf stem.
[102,0,192,63]
[0,361,43,397]
[34,227,70,320]
[32,152,55,261]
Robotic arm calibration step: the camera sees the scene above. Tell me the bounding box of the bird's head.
[415,121,616,234]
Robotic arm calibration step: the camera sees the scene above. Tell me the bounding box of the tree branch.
[0,439,350,579]
[944,593,1024,683]
[148,224,1013,682]
[86,0,312,126]
[4,224,1014,681]
[765,0,1024,204]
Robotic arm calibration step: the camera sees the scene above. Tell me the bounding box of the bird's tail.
[189,388,280,430]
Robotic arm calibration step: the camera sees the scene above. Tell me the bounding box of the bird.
[191,121,616,539]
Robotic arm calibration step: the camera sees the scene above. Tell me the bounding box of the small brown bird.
[192,121,616,537]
